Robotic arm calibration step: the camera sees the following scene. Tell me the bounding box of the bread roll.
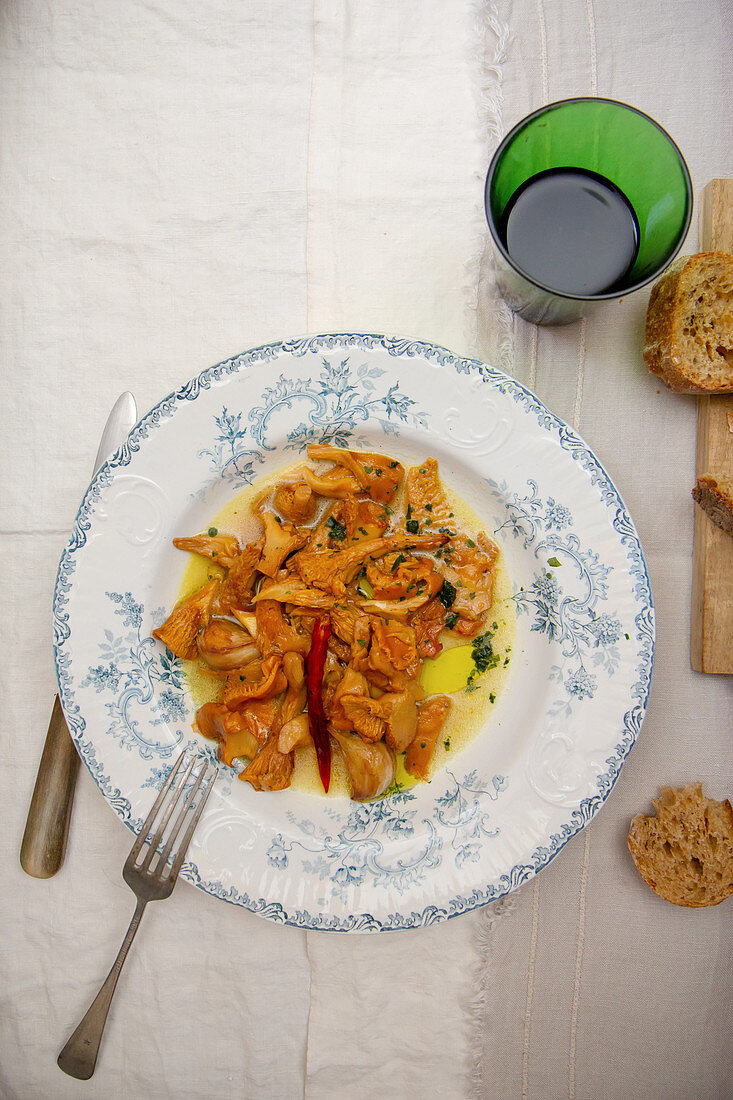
[643,252,733,394]
[628,783,733,907]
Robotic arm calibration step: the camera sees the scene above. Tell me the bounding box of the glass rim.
[484,96,694,303]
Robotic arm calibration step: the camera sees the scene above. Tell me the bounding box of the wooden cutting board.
[690,179,733,673]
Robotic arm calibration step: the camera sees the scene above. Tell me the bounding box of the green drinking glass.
[484,98,693,325]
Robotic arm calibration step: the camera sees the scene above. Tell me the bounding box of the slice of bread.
[643,251,733,394]
[628,783,733,907]
[692,473,733,535]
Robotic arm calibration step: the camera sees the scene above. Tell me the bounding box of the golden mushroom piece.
[153,448,509,800]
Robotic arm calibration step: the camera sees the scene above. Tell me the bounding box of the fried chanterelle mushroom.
[153,447,502,800]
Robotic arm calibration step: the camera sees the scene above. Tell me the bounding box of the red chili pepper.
[305,615,332,793]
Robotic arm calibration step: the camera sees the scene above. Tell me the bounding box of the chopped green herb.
[391,553,407,573]
[406,519,420,534]
[358,526,369,536]
[466,538,476,549]
[438,579,457,608]
[389,460,399,468]
[489,692,496,704]
[471,630,500,674]
[547,556,562,568]
[419,741,427,749]
[444,738,451,751]
[207,527,218,537]
[425,503,433,512]
[325,516,347,541]
[625,633,630,640]
[445,612,458,629]
[467,628,500,687]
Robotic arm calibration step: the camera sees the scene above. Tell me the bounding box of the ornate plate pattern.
[54,334,654,932]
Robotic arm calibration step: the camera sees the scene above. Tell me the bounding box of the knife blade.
[20,392,138,878]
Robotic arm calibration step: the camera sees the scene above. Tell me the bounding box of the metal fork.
[57,752,217,1080]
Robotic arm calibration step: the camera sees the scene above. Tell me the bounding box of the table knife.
[20,392,138,878]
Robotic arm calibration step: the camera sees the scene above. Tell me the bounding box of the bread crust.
[643,251,733,394]
[692,474,733,536]
[628,783,733,907]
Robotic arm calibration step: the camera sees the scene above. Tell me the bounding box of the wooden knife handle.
[20,696,81,878]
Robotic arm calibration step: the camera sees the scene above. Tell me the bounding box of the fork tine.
[127,751,187,865]
[167,766,217,883]
[155,761,209,874]
[136,754,197,875]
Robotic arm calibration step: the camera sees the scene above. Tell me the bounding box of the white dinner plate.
[54,334,654,932]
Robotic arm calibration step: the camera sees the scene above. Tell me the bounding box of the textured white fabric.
[1,1,731,1099]
[1,4,315,1098]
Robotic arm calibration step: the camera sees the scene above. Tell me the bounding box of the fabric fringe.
[464,8,518,1096]
[465,0,514,373]
[468,893,519,1097]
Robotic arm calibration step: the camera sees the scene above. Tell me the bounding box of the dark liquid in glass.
[499,168,640,296]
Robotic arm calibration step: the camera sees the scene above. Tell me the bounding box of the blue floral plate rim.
[53,331,655,932]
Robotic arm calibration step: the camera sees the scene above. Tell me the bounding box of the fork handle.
[57,897,148,1080]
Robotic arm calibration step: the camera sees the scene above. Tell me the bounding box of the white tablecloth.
[2,2,731,1098]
